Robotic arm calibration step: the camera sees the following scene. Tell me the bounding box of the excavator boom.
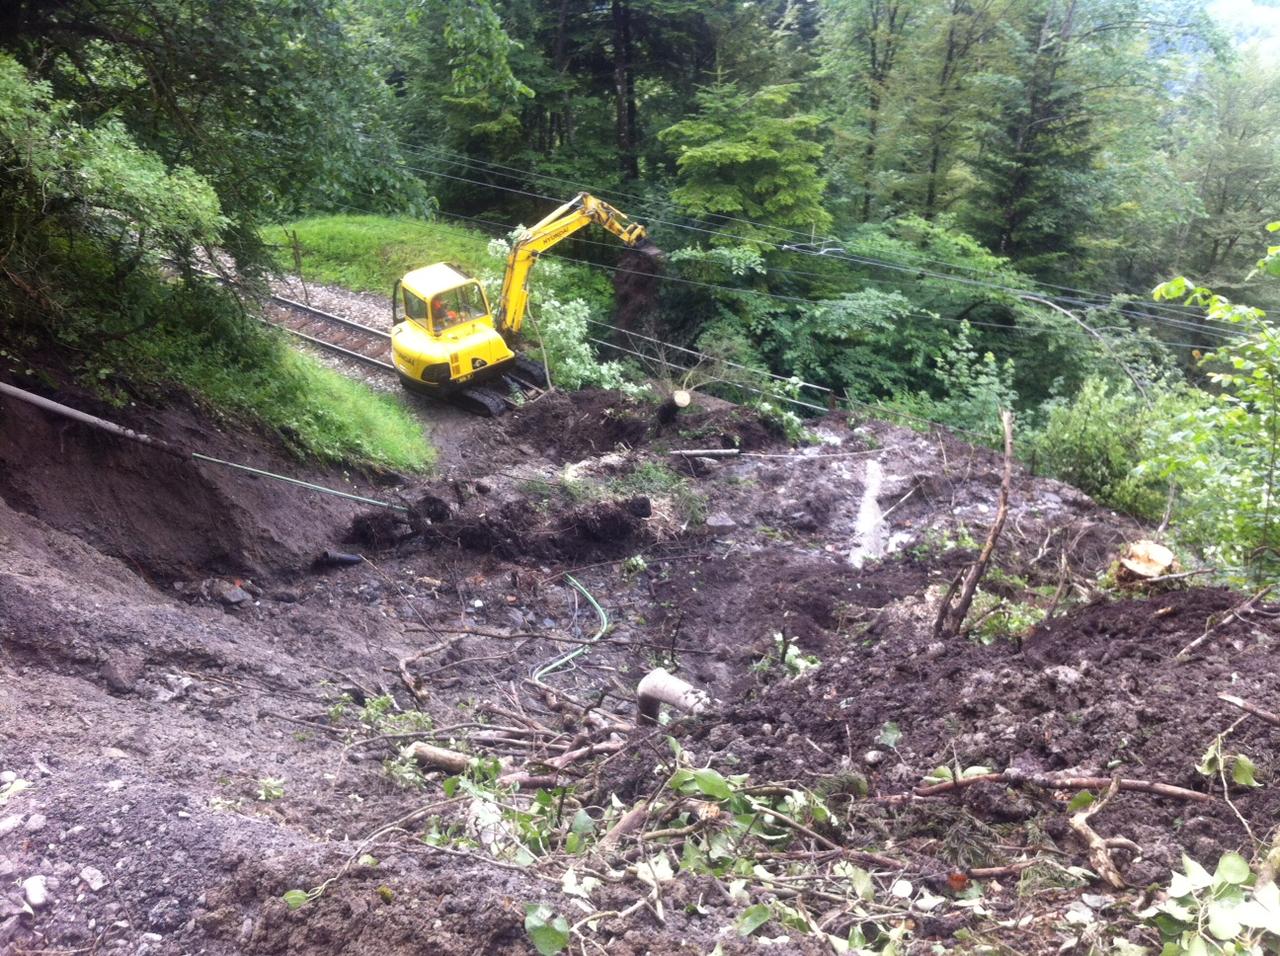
[495,192,651,336]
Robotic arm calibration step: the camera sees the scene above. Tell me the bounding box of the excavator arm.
[495,192,650,337]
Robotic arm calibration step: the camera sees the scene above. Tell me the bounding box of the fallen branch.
[1069,777,1128,889]
[668,448,739,458]
[933,409,1014,640]
[910,769,1210,803]
[1175,585,1274,662]
[1218,693,1280,728]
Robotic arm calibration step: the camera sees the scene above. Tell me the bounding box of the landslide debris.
[3,376,1275,956]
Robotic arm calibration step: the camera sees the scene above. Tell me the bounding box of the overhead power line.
[386,137,1228,330]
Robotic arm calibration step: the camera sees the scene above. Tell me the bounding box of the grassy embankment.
[264,214,613,306]
[110,279,434,472]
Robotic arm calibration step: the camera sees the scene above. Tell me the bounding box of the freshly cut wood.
[637,668,710,724]
[655,389,692,424]
[402,742,473,775]
[1116,540,1176,583]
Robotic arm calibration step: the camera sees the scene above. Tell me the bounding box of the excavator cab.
[391,263,516,394]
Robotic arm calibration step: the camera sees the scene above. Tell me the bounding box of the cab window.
[429,283,488,333]
[404,289,428,322]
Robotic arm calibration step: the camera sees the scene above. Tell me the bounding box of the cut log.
[655,390,692,425]
[1116,540,1177,585]
[636,668,710,725]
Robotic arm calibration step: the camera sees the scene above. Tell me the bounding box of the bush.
[1024,377,1183,518]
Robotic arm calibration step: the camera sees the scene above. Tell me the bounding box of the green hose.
[531,573,609,681]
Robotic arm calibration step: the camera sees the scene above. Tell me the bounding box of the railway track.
[262,290,534,417]
[264,292,394,371]
[181,264,539,416]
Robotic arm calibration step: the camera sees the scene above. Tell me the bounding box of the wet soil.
[3,370,1276,955]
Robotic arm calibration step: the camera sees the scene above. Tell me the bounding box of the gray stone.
[24,813,47,833]
[101,657,142,695]
[147,898,183,931]
[863,749,887,766]
[215,582,252,606]
[1045,664,1083,688]
[0,815,23,837]
[705,512,737,532]
[23,875,49,908]
[80,866,108,892]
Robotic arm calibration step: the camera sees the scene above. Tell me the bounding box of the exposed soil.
[3,366,1277,955]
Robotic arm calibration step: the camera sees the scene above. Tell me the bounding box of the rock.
[214,582,252,606]
[0,815,23,837]
[148,897,183,931]
[23,875,49,908]
[0,915,21,946]
[24,813,47,833]
[1045,664,1083,688]
[101,656,143,695]
[80,867,108,892]
[102,747,129,761]
[0,771,15,784]
[864,749,887,766]
[705,512,737,532]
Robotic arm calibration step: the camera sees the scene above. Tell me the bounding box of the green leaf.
[356,854,379,868]
[1231,755,1261,789]
[736,903,772,936]
[524,904,570,956]
[571,809,595,835]
[876,721,902,748]
[1266,221,1279,232]
[282,889,310,910]
[1207,901,1243,940]
[1182,855,1215,891]
[692,768,733,801]
[1215,852,1252,886]
[1067,790,1095,812]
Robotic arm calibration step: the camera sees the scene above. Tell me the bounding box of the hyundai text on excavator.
[390,192,655,416]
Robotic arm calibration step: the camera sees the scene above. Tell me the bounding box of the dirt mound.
[505,389,649,462]
[611,243,664,333]
[0,384,368,580]
[651,586,1280,884]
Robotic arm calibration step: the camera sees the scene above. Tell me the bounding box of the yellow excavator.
[391,192,654,416]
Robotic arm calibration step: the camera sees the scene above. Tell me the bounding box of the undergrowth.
[118,283,433,471]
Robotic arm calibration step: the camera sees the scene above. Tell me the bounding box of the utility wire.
[387,137,1232,329]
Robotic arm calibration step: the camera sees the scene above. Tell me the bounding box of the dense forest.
[1,0,1279,578]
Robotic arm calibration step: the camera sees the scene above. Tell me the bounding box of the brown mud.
[2,374,1277,955]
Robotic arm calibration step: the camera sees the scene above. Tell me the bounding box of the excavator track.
[512,354,551,388]
[452,386,509,418]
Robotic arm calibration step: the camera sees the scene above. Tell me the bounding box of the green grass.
[266,215,494,293]
[266,214,612,311]
[125,297,432,472]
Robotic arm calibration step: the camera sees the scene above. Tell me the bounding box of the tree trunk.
[612,0,639,180]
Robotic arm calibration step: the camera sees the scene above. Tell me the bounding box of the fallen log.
[637,668,710,725]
